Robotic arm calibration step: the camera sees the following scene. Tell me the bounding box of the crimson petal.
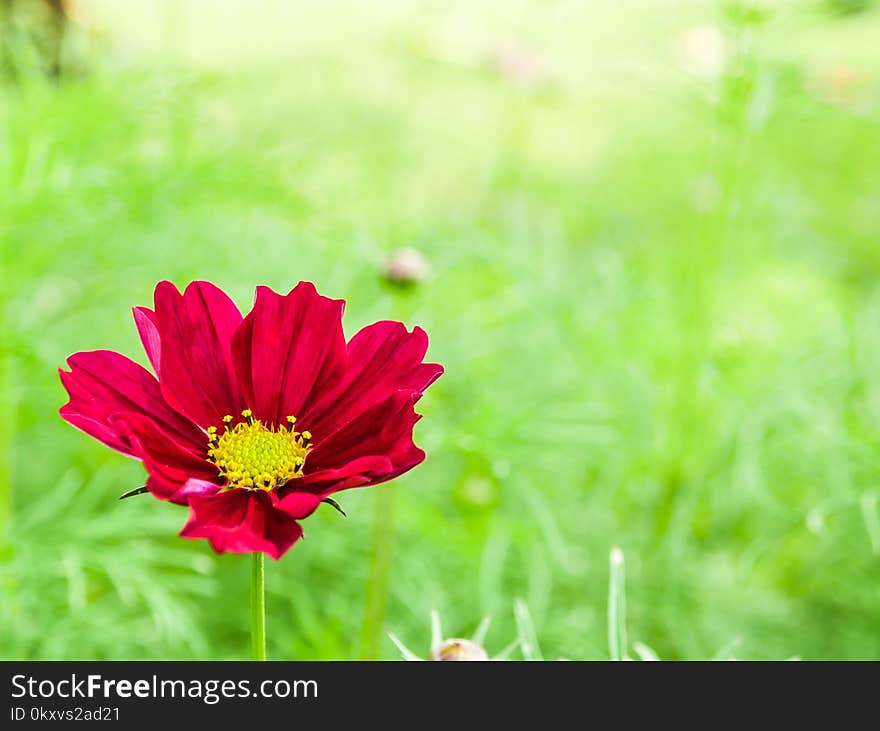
[304,391,426,492]
[133,306,161,374]
[59,350,203,458]
[302,321,442,437]
[110,411,220,504]
[146,475,221,505]
[276,457,394,519]
[290,455,394,497]
[274,491,323,520]
[152,280,245,428]
[232,282,347,426]
[180,489,304,559]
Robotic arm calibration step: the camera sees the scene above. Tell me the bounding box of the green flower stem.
[250,552,266,661]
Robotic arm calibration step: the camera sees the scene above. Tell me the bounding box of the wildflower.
[59,280,443,559]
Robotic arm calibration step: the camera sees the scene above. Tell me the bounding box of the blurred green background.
[2,0,880,660]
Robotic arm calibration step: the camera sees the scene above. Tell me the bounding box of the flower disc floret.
[207,410,311,491]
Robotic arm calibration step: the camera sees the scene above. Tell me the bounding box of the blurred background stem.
[359,486,396,659]
[0,250,10,549]
[0,349,9,546]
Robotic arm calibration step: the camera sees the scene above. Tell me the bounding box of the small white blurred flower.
[675,25,727,80]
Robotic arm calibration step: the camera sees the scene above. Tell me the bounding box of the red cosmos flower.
[59,281,443,559]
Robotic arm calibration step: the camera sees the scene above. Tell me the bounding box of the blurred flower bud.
[808,64,869,110]
[383,248,430,286]
[432,638,490,661]
[454,474,499,511]
[494,43,551,90]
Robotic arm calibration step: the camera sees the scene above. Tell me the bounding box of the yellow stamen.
[207,413,311,491]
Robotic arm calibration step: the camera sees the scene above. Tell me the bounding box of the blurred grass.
[2,0,880,660]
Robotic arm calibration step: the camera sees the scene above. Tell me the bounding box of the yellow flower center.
[207,410,312,491]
